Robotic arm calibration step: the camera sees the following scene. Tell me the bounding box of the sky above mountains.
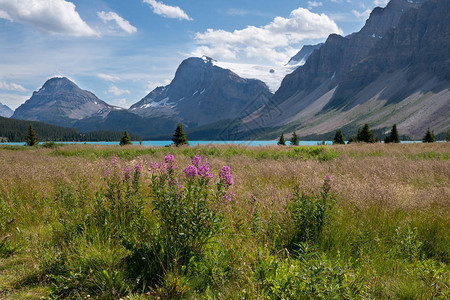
[0,0,389,109]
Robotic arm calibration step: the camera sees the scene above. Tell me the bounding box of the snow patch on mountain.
[212,61,297,92]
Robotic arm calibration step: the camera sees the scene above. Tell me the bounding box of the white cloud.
[0,81,27,92]
[97,11,137,34]
[225,9,270,17]
[193,8,342,64]
[373,0,389,7]
[108,84,130,96]
[98,73,121,82]
[110,98,128,108]
[308,1,323,9]
[143,0,192,21]
[0,0,97,37]
[352,9,371,18]
[0,92,29,110]
[146,80,171,93]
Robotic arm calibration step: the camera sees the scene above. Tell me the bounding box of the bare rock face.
[328,0,450,109]
[244,0,449,139]
[12,77,115,127]
[272,0,423,105]
[130,57,272,127]
[287,43,323,66]
[0,102,13,118]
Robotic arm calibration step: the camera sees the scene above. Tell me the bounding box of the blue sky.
[0,0,389,109]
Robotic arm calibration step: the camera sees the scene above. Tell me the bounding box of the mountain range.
[8,0,450,140]
[0,102,13,118]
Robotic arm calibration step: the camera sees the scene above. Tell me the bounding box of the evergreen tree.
[445,131,450,142]
[333,129,345,145]
[385,124,400,143]
[290,131,299,146]
[120,131,132,146]
[422,128,435,143]
[26,124,38,146]
[172,123,188,146]
[357,124,375,143]
[278,133,286,146]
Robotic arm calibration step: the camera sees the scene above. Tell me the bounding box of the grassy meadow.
[0,143,448,299]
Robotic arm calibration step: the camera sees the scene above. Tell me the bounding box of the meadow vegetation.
[0,143,448,299]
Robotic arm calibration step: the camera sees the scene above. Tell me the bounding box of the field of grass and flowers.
[0,143,448,299]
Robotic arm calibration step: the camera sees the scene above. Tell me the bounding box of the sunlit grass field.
[0,143,448,299]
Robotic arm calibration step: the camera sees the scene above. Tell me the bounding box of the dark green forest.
[0,117,141,142]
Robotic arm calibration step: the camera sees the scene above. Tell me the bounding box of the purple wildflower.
[223,192,235,202]
[159,162,168,173]
[198,163,213,179]
[324,174,332,185]
[219,166,233,186]
[123,167,131,180]
[111,156,119,166]
[148,162,159,172]
[192,155,202,167]
[165,154,175,164]
[184,165,198,178]
[135,165,142,173]
[249,194,257,203]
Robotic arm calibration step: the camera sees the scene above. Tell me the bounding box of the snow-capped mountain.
[130,56,272,127]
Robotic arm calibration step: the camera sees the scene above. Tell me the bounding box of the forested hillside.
[0,117,141,142]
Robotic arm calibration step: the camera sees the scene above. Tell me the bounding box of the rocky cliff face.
[130,56,272,127]
[12,77,116,127]
[327,0,449,109]
[245,0,448,139]
[0,102,13,118]
[272,0,423,105]
[287,43,323,66]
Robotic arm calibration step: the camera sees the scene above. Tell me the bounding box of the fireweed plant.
[149,155,232,266]
[0,144,447,299]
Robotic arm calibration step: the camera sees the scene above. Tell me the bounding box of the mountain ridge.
[0,102,13,118]
[12,77,119,127]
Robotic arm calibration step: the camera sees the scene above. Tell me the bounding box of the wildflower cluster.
[183,164,198,178]
[149,154,233,265]
[219,166,233,186]
[183,155,213,180]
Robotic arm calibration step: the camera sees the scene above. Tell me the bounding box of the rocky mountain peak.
[38,77,79,94]
[130,56,271,127]
[0,102,14,118]
[12,77,114,127]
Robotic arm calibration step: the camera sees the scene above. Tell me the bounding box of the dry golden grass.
[0,142,448,298]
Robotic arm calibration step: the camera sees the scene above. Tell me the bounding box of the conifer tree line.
[278,124,442,145]
[0,116,141,143]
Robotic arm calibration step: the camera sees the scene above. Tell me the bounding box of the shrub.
[0,196,20,257]
[287,174,334,247]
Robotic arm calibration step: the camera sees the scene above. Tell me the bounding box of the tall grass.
[0,143,448,299]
